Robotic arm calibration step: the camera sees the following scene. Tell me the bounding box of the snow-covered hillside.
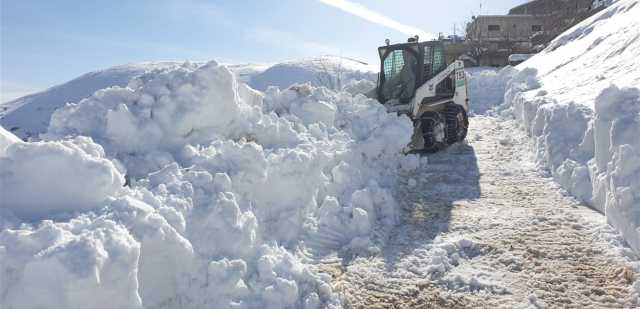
[0,56,375,140]
[0,59,416,308]
[500,0,640,252]
[249,56,377,92]
[225,63,271,83]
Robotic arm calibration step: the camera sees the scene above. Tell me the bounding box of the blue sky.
[1,0,525,102]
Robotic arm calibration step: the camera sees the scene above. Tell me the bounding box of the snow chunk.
[0,126,22,156]
[0,218,142,309]
[0,137,124,220]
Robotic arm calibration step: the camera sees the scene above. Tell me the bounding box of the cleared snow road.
[317,116,639,308]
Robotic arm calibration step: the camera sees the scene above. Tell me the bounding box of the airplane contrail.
[318,0,435,39]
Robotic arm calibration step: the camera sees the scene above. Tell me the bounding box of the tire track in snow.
[317,116,639,308]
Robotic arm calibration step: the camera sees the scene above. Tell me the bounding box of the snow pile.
[0,62,186,139]
[249,56,377,92]
[46,61,251,171]
[1,60,414,308]
[1,57,375,141]
[465,67,517,114]
[341,79,376,96]
[500,0,640,252]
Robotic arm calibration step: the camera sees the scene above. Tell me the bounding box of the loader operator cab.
[377,39,449,104]
[375,37,469,153]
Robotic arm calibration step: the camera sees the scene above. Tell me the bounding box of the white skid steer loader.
[375,37,470,152]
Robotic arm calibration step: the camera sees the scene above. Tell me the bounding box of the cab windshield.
[380,49,418,103]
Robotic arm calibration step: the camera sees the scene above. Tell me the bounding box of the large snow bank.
[1,59,414,308]
[249,56,377,92]
[500,0,640,252]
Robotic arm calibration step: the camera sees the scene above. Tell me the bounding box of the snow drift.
[1,59,415,308]
[500,0,640,252]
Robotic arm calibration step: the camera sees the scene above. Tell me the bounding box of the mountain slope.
[249,56,377,91]
[517,0,640,108]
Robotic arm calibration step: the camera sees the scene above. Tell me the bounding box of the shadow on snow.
[382,142,481,272]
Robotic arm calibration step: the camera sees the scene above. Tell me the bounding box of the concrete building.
[465,15,544,66]
[463,0,601,66]
[467,15,545,43]
[509,0,596,43]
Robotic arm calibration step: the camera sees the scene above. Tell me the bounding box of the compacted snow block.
[501,0,640,252]
[592,87,640,250]
[0,131,124,220]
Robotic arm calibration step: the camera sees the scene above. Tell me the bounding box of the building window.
[488,25,501,31]
[532,25,543,32]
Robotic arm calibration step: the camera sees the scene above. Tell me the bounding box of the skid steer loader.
[375,37,469,152]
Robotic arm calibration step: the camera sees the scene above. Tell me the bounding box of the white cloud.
[318,0,434,39]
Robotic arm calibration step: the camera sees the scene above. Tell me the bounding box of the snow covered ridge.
[0,60,416,308]
[500,0,640,252]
